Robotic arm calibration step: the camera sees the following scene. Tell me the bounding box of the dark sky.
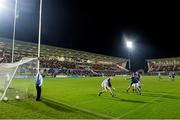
[0,0,179,71]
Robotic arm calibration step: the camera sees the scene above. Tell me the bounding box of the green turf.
[0,75,180,119]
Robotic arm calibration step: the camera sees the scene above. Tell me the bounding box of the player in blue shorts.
[126,72,141,94]
[131,75,141,95]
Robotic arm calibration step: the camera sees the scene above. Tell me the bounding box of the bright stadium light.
[0,0,17,63]
[0,0,6,9]
[126,41,132,49]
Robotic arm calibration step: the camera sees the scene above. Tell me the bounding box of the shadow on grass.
[41,98,74,112]
[162,94,180,100]
[3,98,107,119]
[100,95,148,104]
[118,98,147,103]
[142,92,180,100]
[41,97,111,119]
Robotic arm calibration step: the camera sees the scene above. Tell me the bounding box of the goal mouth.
[0,57,38,101]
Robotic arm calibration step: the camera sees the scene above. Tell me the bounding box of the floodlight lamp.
[126,41,132,49]
[0,0,6,9]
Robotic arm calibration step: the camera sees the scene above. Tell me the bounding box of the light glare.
[126,41,132,49]
[0,0,6,9]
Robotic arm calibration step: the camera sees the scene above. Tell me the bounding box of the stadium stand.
[147,57,180,73]
[0,37,128,77]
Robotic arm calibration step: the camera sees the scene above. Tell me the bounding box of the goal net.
[0,57,37,101]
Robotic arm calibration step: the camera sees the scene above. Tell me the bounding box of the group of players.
[158,71,176,80]
[98,72,142,97]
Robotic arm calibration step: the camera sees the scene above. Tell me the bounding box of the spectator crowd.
[0,55,128,77]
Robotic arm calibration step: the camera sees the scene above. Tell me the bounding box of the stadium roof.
[0,37,127,64]
[146,57,180,61]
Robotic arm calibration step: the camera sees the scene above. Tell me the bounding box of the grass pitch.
[0,75,180,119]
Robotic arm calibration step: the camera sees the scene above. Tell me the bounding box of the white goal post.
[0,57,37,101]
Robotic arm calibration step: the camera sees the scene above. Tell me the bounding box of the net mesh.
[0,57,37,101]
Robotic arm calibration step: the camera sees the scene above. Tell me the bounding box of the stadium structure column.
[128,51,131,71]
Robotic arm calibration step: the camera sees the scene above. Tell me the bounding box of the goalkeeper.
[98,77,116,97]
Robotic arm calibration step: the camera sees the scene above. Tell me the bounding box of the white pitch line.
[43,97,115,119]
[118,87,180,119]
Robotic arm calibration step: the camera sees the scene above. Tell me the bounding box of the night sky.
[0,0,179,71]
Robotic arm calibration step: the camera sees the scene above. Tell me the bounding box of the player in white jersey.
[98,77,115,97]
[158,72,162,79]
[169,71,175,81]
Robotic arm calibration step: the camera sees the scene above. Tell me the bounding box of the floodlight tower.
[126,40,133,71]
